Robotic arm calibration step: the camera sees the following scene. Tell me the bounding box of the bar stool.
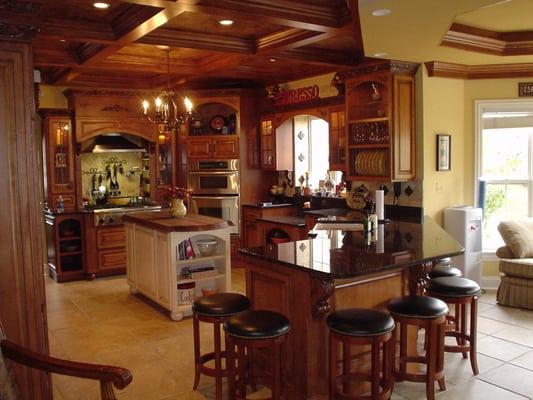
[426,277,481,375]
[224,310,291,400]
[387,295,449,400]
[192,293,251,400]
[428,264,462,279]
[327,309,395,400]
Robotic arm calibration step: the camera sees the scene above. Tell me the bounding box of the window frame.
[475,99,533,259]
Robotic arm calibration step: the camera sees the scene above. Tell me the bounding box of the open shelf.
[176,254,225,265]
[348,117,389,124]
[176,273,225,285]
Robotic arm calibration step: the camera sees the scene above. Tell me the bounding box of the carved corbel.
[310,275,335,318]
[409,261,433,295]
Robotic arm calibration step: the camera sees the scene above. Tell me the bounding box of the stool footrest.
[198,351,228,377]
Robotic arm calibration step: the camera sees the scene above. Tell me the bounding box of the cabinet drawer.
[98,250,126,270]
[97,227,126,249]
[50,194,76,211]
[244,208,260,222]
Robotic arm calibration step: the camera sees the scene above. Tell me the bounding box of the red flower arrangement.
[160,186,191,201]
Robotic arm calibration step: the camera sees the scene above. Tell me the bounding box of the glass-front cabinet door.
[45,116,76,211]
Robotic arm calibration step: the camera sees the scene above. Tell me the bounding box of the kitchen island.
[124,211,232,321]
[240,217,464,399]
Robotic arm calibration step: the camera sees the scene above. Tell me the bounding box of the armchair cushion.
[499,258,533,279]
[498,219,533,258]
[496,246,516,259]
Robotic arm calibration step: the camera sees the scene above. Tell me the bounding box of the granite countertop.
[256,216,306,227]
[239,217,464,279]
[242,203,294,209]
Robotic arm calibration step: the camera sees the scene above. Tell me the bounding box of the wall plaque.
[274,85,320,106]
[519,82,533,97]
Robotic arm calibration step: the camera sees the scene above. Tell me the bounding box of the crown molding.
[442,23,533,56]
[425,61,533,79]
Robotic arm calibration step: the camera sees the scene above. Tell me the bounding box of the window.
[476,100,533,254]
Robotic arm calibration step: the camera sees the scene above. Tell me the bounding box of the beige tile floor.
[46,272,533,400]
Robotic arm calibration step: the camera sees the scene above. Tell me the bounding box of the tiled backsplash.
[349,180,423,208]
[80,152,143,199]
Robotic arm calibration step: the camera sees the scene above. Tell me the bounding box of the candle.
[184,97,193,113]
[375,189,384,221]
[155,97,162,112]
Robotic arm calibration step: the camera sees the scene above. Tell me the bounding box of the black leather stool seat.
[429,264,462,279]
[327,308,395,336]
[224,310,291,339]
[388,295,449,318]
[427,277,481,298]
[436,257,452,266]
[192,293,251,317]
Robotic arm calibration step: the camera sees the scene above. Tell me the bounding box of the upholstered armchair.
[496,219,533,310]
[0,323,132,400]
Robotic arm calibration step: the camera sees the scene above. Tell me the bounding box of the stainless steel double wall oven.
[188,159,239,234]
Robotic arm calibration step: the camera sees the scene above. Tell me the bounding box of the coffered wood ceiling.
[8,0,364,89]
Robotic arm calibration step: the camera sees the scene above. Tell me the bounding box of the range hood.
[81,133,147,153]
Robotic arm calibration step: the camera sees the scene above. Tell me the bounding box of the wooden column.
[0,38,51,399]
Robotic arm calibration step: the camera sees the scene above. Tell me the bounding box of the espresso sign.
[274,85,320,105]
[519,82,533,97]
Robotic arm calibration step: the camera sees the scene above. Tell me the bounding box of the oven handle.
[190,195,238,200]
[188,171,238,175]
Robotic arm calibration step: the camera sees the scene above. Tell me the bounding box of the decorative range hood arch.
[64,89,158,143]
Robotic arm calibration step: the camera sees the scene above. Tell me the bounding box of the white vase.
[170,198,187,217]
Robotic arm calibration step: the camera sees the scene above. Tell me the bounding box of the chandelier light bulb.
[155,97,162,110]
[142,100,149,114]
[184,97,193,113]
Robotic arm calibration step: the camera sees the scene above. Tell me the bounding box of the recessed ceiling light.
[373,52,388,57]
[372,9,391,16]
[156,45,170,51]
[60,39,66,42]
[218,19,234,26]
[269,58,277,62]
[93,2,110,9]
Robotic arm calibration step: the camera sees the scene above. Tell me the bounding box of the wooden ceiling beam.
[256,28,329,53]
[276,47,361,67]
[138,28,255,54]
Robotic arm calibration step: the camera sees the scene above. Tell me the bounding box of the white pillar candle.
[376,189,385,221]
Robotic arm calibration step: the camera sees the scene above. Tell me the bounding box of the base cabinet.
[126,222,232,321]
[45,213,85,282]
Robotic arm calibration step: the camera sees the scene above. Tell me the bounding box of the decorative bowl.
[197,239,218,257]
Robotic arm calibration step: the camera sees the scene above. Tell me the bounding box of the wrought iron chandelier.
[141,48,192,132]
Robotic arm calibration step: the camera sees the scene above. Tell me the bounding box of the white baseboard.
[481,276,500,290]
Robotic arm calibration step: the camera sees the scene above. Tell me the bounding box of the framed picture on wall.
[436,134,451,171]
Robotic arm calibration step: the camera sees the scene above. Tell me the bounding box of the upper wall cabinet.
[186,97,240,160]
[41,110,76,211]
[328,105,346,171]
[344,61,418,182]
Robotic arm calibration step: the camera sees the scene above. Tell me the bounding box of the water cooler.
[443,206,483,284]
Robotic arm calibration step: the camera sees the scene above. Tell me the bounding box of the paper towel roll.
[376,190,384,221]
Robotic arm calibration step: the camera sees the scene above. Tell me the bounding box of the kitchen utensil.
[91,174,96,193]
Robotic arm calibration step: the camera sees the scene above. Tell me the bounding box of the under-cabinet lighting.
[93,2,110,9]
[373,52,387,57]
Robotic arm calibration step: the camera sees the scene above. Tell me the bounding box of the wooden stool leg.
[426,321,437,400]
[226,335,236,400]
[213,321,223,400]
[343,336,351,394]
[460,303,468,359]
[399,323,407,379]
[272,341,281,400]
[371,336,380,399]
[387,335,396,393]
[437,321,446,391]
[470,298,479,375]
[329,332,337,400]
[454,304,461,345]
[237,344,247,398]
[193,313,201,390]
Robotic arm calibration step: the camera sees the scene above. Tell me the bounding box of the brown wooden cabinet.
[186,136,239,159]
[344,62,417,182]
[41,110,76,211]
[242,205,296,248]
[328,106,346,171]
[45,213,85,282]
[259,117,293,171]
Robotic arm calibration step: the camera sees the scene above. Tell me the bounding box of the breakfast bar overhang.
[239,217,464,399]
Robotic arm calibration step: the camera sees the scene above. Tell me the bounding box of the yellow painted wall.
[420,68,466,226]
[40,85,68,109]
